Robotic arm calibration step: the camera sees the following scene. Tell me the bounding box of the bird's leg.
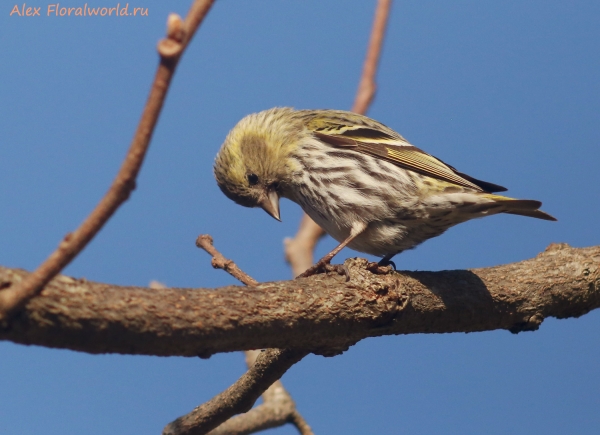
[297,221,367,278]
[377,253,397,270]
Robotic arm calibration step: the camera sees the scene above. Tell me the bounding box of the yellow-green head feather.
[214,107,305,211]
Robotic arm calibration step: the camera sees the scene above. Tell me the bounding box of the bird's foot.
[297,260,350,280]
[297,259,330,278]
[377,258,396,270]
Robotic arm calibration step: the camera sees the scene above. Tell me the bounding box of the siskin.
[214,108,556,277]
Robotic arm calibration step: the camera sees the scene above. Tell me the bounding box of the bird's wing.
[310,123,507,193]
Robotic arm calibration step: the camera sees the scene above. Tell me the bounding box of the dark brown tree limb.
[195,236,313,435]
[285,0,392,277]
[0,0,215,323]
[162,348,309,435]
[1,244,597,357]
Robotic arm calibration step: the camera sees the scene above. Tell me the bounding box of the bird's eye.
[247,173,259,185]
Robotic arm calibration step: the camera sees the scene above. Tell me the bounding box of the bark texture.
[0,244,598,357]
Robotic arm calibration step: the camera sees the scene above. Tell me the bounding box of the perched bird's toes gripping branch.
[296,260,337,279]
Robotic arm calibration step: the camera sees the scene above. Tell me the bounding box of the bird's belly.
[305,205,452,257]
[353,219,451,257]
[289,175,462,258]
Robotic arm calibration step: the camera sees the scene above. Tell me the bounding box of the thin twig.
[0,0,216,323]
[163,348,309,435]
[196,235,258,286]
[284,0,392,278]
[352,0,392,114]
[289,410,314,435]
[195,236,313,435]
[205,351,314,435]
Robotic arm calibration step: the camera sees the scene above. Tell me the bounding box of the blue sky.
[1,1,599,434]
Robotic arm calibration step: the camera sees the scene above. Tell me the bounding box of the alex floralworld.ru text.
[10,3,148,16]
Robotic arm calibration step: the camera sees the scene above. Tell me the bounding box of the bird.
[213,107,556,277]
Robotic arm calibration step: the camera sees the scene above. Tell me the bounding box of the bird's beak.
[259,189,281,221]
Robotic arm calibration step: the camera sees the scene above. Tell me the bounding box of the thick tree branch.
[285,0,392,277]
[0,0,215,323]
[0,244,597,356]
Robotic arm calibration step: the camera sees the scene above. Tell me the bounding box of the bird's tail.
[482,194,557,221]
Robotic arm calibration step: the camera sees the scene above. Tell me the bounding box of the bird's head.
[213,108,304,221]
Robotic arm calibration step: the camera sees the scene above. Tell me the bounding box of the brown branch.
[196,235,258,286]
[162,348,309,435]
[351,0,392,115]
[194,236,313,435]
[1,244,598,357]
[284,0,392,277]
[289,411,314,435]
[205,351,314,435]
[0,0,215,323]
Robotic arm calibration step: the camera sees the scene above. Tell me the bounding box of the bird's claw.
[326,263,351,281]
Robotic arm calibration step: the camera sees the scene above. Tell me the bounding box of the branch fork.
[182,234,313,435]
